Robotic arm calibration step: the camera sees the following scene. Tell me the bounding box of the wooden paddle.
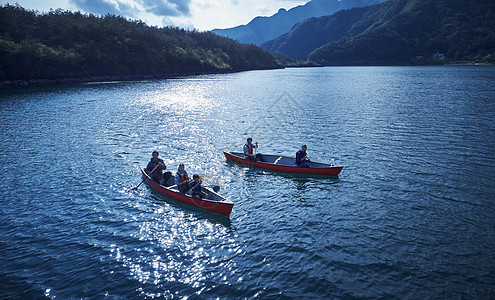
[129,164,160,191]
[206,185,220,192]
[168,179,193,190]
[171,177,220,193]
[199,175,221,192]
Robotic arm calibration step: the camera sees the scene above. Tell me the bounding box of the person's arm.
[174,174,179,186]
[160,159,166,170]
[243,144,249,156]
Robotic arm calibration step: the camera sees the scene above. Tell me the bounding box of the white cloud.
[141,0,192,17]
[187,0,308,30]
[69,0,134,16]
[0,0,309,30]
[0,0,73,11]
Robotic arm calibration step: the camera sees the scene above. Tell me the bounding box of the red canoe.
[224,151,343,177]
[140,167,234,216]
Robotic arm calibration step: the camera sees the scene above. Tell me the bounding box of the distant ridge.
[261,0,495,65]
[211,0,386,45]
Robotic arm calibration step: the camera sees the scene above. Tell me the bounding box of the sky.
[0,0,309,31]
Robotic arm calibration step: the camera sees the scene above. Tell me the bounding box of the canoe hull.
[140,168,233,216]
[224,151,343,176]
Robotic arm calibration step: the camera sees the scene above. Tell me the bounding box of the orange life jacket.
[152,162,163,174]
[245,143,254,154]
[177,172,189,183]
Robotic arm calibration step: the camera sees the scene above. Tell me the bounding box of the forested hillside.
[262,0,495,65]
[0,4,281,83]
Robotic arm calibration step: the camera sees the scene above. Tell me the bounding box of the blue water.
[1,66,494,298]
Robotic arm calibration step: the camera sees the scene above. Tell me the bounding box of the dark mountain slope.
[211,0,385,45]
[262,0,495,65]
[261,7,369,60]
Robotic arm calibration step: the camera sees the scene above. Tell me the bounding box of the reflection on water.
[1,67,494,298]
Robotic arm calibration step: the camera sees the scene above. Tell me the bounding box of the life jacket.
[295,150,306,163]
[244,143,254,155]
[152,161,163,174]
[177,171,189,183]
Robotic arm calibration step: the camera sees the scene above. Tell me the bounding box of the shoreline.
[0,68,281,88]
[2,62,493,88]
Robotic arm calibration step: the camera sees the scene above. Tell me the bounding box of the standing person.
[295,145,311,168]
[147,151,171,184]
[190,174,208,199]
[243,137,263,161]
[175,164,191,194]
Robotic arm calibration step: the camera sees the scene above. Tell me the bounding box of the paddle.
[168,182,220,193]
[199,174,221,192]
[129,163,160,191]
[170,179,193,190]
[206,185,221,193]
[253,142,264,162]
[171,178,220,193]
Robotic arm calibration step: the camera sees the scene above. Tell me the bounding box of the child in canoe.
[190,174,209,199]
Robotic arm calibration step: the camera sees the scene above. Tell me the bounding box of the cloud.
[142,0,191,17]
[161,16,194,29]
[69,0,192,18]
[69,0,134,16]
[66,0,308,31]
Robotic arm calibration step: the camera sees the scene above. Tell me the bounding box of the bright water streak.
[0,66,494,298]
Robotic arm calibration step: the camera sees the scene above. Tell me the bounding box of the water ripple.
[1,67,494,298]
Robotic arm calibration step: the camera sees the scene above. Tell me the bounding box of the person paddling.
[243,137,263,162]
[175,164,191,194]
[295,145,311,168]
[147,151,172,184]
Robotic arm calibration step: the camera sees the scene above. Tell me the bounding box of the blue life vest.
[191,181,201,194]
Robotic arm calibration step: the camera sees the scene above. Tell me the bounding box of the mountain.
[211,0,386,46]
[0,4,281,83]
[261,0,495,65]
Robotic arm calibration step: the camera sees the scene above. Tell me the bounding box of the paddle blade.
[129,178,146,192]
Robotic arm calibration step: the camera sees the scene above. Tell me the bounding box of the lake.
[1,66,494,298]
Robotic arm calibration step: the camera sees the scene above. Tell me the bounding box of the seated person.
[174,164,191,194]
[190,174,209,199]
[147,151,171,184]
[295,145,311,168]
[243,137,263,161]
